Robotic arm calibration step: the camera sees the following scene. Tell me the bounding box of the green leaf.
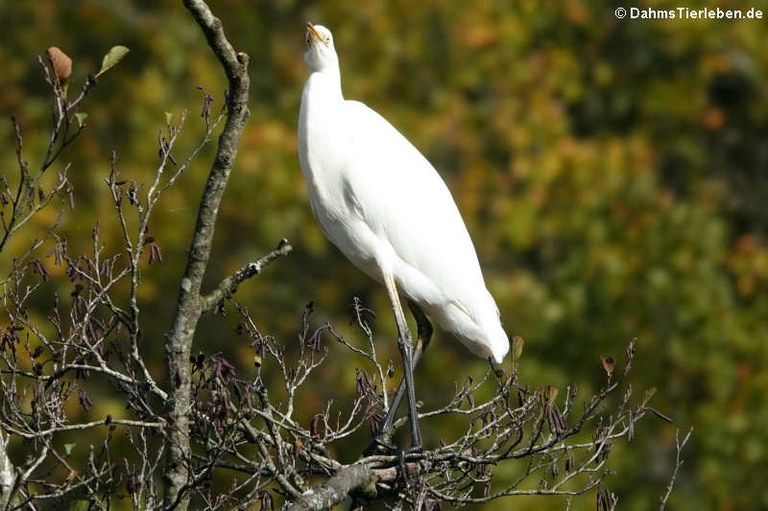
[165,112,175,126]
[64,442,76,455]
[99,45,130,75]
[74,112,88,128]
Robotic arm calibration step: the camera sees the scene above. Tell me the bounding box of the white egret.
[298,22,509,449]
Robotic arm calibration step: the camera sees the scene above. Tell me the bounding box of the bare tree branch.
[0,433,14,510]
[163,1,251,508]
[201,238,293,311]
[4,419,163,440]
[285,462,391,511]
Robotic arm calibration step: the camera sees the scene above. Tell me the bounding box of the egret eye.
[305,34,311,49]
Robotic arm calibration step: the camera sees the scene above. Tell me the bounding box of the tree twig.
[660,428,693,510]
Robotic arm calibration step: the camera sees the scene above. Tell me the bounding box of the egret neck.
[299,76,345,224]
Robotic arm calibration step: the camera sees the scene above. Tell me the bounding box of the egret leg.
[379,301,432,435]
[383,274,422,450]
[364,301,431,455]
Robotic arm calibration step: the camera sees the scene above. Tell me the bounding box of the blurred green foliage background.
[1,0,767,509]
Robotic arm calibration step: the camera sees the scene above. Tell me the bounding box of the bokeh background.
[1,0,767,509]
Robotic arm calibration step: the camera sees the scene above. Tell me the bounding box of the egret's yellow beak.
[306,22,322,43]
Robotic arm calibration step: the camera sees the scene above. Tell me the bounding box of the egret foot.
[363,435,397,456]
[397,447,423,485]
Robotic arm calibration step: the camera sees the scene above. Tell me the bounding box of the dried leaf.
[47,46,72,83]
[258,490,274,511]
[293,438,303,457]
[148,240,163,265]
[601,355,615,378]
[547,402,566,435]
[78,389,92,411]
[648,407,674,423]
[597,486,616,511]
[30,258,49,281]
[565,450,574,472]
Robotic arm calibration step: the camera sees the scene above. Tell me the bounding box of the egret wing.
[341,100,489,315]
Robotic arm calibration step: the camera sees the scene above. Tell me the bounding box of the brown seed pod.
[46,46,72,84]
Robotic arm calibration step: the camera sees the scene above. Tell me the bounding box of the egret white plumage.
[298,22,509,449]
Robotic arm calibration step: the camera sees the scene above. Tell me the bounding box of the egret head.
[304,23,338,72]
